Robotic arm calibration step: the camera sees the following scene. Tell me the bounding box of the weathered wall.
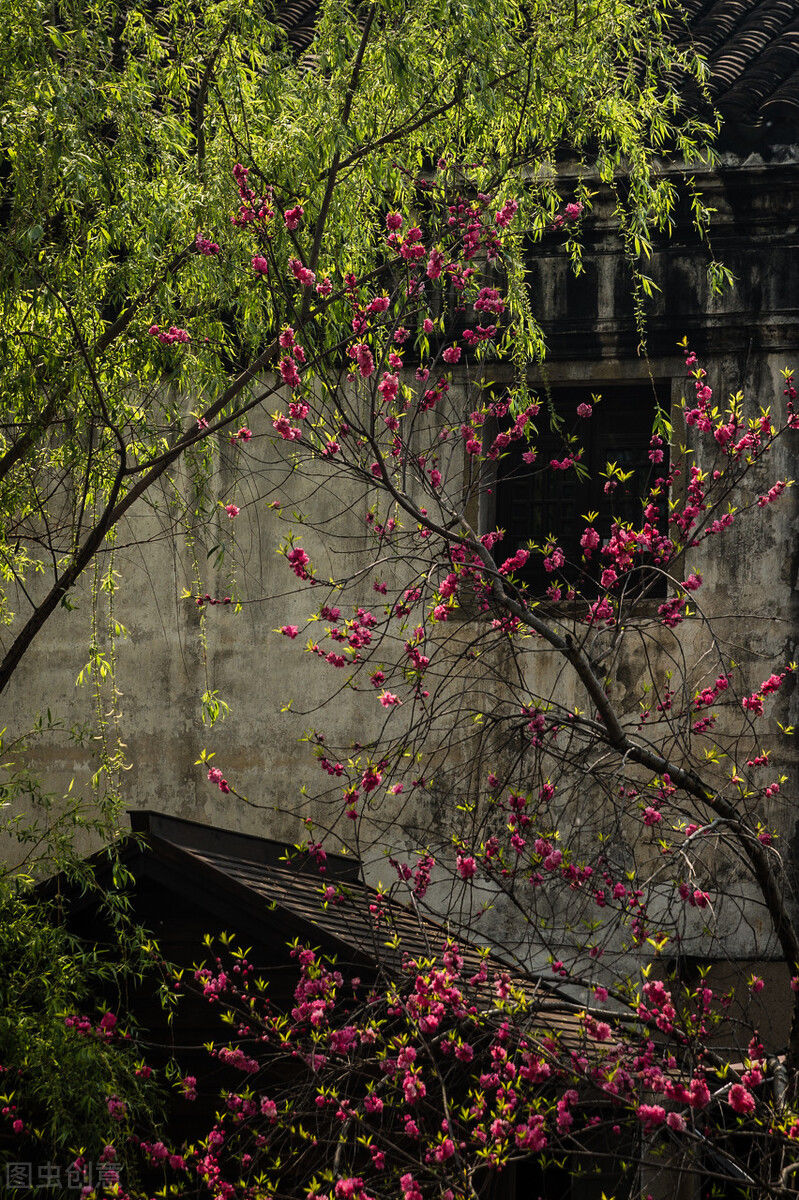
[2,151,798,971]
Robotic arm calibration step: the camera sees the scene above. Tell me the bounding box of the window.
[510,1122,638,1200]
[492,383,671,598]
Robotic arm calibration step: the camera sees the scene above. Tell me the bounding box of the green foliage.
[0,870,163,1169]
[0,0,715,661]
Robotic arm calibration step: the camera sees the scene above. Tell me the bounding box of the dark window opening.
[510,1123,638,1200]
[701,1131,764,1200]
[493,383,671,599]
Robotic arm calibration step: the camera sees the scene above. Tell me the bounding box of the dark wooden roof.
[53,811,588,1047]
[128,808,361,882]
[126,811,556,996]
[275,0,320,55]
[275,0,799,141]
[678,0,799,136]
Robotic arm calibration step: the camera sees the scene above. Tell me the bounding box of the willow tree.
[0,0,714,709]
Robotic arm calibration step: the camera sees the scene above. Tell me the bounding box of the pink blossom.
[543,547,565,573]
[195,233,220,255]
[580,526,600,555]
[386,211,403,231]
[494,198,518,227]
[106,1096,126,1121]
[499,548,529,575]
[637,1104,666,1131]
[280,625,299,638]
[758,480,787,507]
[442,345,461,364]
[353,343,375,378]
[576,402,592,418]
[361,767,382,793]
[251,254,269,276]
[378,691,401,707]
[207,766,231,793]
[149,324,191,345]
[378,372,399,404]
[434,1137,455,1162]
[224,504,239,518]
[283,205,304,229]
[728,1084,755,1115]
[457,854,477,879]
[289,257,315,287]
[273,415,302,440]
[690,1077,710,1109]
[474,286,505,315]
[400,1174,422,1200]
[287,546,310,578]
[585,597,614,626]
[426,249,445,279]
[280,357,301,388]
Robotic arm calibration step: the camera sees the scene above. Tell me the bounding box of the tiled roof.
[275,0,799,138]
[123,811,588,1046]
[678,0,799,132]
[275,0,320,55]
[129,812,560,991]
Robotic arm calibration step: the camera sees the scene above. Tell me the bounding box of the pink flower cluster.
[195,233,220,255]
[494,198,518,227]
[207,765,231,794]
[284,205,304,229]
[148,324,191,345]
